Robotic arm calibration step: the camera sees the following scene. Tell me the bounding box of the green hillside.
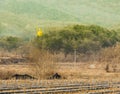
[0,0,120,38]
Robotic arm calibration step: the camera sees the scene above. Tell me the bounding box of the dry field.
[56,62,120,81]
[0,62,119,81]
[0,62,119,93]
[0,44,120,81]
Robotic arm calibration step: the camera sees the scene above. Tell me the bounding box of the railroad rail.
[0,81,120,94]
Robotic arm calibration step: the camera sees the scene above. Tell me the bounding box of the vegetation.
[35,25,120,57]
[28,46,55,79]
[99,43,120,63]
[0,36,23,51]
[0,24,120,63]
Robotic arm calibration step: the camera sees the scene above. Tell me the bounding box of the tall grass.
[27,46,55,79]
[99,42,120,63]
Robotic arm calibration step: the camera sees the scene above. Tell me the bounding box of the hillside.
[0,0,120,38]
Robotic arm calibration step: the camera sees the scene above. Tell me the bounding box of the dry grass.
[25,46,56,79]
[0,62,119,81]
[0,64,32,79]
[99,43,120,63]
[0,43,120,81]
[55,62,120,81]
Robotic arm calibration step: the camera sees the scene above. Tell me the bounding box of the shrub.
[27,45,55,79]
[0,36,23,51]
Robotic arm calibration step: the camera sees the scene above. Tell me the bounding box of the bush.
[0,36,23,51]
[27,45,55,79]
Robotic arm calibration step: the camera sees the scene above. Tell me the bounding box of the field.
[0,48,120,93]
[0,62,120,93]
[0,62,119,80]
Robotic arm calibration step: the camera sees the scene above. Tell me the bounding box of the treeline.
[35,25,120,56]
[0,25,120,55]
[0,36,23,51]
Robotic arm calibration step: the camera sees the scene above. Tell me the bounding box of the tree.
[34,24,120,61]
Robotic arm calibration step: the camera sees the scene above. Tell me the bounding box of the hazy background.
[0,0,120,38]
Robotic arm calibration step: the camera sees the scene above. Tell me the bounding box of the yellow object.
[37,28,43,37]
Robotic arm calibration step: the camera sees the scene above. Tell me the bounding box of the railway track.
[0,81,120,94]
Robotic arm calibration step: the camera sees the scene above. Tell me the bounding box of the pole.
[74,49,77,62]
